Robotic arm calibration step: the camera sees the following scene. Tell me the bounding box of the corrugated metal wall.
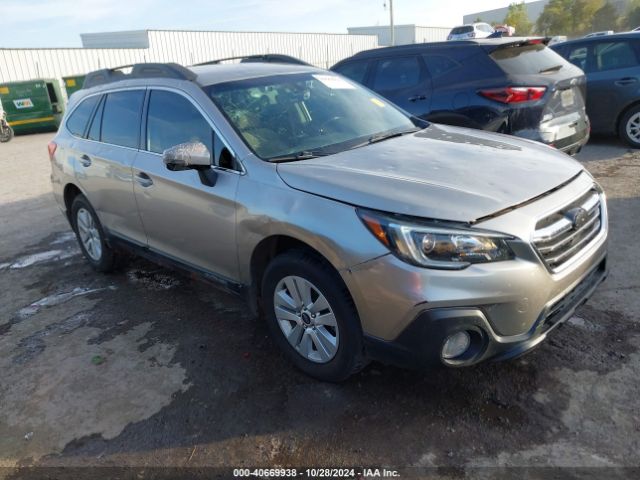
[146,30,378,69]
[0,30,379,83]
[414,26,451,43]
[347,25,452,46]
[0,48,148,83]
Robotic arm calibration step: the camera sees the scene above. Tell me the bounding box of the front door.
[132,88,241,281]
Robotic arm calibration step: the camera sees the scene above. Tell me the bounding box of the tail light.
[479,86,547,104]
[47,141,57,161]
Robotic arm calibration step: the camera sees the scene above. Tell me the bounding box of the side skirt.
[107,232,248,300]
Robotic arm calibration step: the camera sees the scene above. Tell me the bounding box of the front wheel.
[0,125,13,143]
[619,106,640,148]
[71,194,118,272]
[262,250,367,381]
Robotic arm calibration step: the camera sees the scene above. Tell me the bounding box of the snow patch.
[17,286,116,319]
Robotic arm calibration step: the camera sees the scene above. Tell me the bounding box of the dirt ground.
[0,133,639,479]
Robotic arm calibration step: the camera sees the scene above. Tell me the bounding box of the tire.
[262,250,367,382]
[0,125,13,143]
[71,194,118,272]
[618,105,640,148]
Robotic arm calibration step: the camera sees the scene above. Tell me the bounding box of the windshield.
[207,72,416,160]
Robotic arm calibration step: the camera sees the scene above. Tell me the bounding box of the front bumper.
[342,172,608,368]
[363,256,607,368]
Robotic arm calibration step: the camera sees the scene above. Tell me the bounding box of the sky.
[0,0,521,48]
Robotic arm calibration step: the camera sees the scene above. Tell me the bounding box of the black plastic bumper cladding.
[364,257,608,369]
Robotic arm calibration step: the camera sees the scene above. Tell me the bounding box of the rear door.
[72,89,148,244]
[572,39,640,133]
[132,88,240,281]
[368,55,432,117]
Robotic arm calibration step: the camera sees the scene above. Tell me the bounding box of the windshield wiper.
[539,64,563,74]
[268,150,329,163]
[348,127,421,150]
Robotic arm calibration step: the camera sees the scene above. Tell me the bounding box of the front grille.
[532,188,603,270]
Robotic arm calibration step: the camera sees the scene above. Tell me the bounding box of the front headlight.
[357,208,514,270]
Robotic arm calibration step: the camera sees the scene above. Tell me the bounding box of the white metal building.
[347,25,452,46]
[0,29,379,83]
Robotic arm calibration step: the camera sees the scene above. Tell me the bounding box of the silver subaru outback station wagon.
[49,59,608,381]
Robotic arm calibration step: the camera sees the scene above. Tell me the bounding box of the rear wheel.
[619,105,640,148]
[262,250,367,381]
[71,195,118,272]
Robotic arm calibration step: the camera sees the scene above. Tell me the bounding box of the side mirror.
[162,141,212,169]
[162,141,217,187]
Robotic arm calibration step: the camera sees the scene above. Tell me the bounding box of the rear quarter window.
[66,95,100,138]
[491,44,567,75]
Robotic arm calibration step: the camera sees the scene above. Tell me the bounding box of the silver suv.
[49,61,608,381]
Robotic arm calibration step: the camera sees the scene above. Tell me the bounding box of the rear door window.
[66,95,100,137]
[372,56,423,92]
[333,60,370,84]
[101,90,145,149]
[491,44,567,75]
[593,41,639,71]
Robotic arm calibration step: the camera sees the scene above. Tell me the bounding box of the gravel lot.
[0,133,639,478]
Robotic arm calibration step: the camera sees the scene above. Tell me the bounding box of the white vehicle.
[447,23,494,40]
[584,31,614,38]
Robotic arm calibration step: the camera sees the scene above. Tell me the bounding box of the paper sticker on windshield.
[14,98,34,109]
[313,74,355,89]
[370,98,386,108]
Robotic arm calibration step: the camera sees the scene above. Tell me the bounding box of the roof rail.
[82,63,197,89]
[193,54,310,67]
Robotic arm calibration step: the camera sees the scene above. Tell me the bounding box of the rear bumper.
[513,112,590,155]
[364,256,608,369]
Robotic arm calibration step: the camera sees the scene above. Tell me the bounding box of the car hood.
[276,124,584,222]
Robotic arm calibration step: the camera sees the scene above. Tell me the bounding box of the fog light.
[442,331,471,359]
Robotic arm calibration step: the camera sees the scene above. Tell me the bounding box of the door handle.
[615,77,638,86]
[79,154,92,167]
[408,94,428,102]
[135,172,154,188]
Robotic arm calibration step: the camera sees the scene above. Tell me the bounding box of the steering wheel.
[318,115,345,135]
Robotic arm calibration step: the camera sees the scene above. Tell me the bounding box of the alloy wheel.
[273,275,339,363]
[626,112,640,143]
[76,208,102,261]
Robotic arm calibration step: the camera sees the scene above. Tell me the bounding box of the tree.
[591,1,618,32]
[621,0,640,30]
[503,2,533,35]
[536,0,604,36]
[537,0,574,35]
[572,0,606,35]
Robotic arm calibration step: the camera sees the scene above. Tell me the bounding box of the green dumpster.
[63,75,86,99]
[0,79,64,135]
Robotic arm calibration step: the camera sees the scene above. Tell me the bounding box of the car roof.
[191,62,323,86]
[338,37,543,62]
[556,31,640,46]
